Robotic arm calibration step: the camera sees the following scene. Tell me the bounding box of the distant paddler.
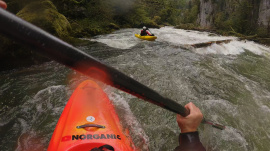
[140,26,155,36]
[135,26,157,41]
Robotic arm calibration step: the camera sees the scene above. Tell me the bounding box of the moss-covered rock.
[69,18,118,37]
[0,0,73,71]
[16,0,71,39]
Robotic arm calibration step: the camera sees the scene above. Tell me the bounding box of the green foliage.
[85,0,114,21]
[211,0,266,38]
[70,18,119,37]
[213,12,225,29]
[189,4,199,23]
[232,1,252,34]
[153,16,162,25]
[256,27,269,38]
[179,0,200,25]
[214,12,238,32]
[137,0,188,26]
[159,2,181,25]
[175,23,197,30]
[143,0,165,18]
[51,0,84,18]
[116,4,150,27]
[5,0,35,13]
[184,0,269,39]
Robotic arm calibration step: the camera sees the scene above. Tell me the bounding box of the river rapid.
[1,27,270,151]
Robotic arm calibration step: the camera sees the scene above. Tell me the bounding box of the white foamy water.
[153,26,236,45]
[90,26,270,56]
[221,127,248,151]
[104,87,149,151]
[32,85,66,114]
[261,105,270,113]
[196,40,270,55]
[202,99,238,115]
[89,29,140,49]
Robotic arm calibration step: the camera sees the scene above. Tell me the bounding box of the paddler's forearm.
[174,131,206,151]
[175,102,206,151]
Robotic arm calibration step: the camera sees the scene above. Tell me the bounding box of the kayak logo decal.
[86,116,95,122]
[61,134,121,142]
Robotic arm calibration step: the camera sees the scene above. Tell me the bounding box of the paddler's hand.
[176,102,203,133]
[0,0,7,9]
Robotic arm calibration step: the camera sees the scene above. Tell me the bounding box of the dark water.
[1,27,270,151]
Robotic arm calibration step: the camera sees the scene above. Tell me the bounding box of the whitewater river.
[1,27,270,150]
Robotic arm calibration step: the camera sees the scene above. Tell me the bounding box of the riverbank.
[1,0,269,72]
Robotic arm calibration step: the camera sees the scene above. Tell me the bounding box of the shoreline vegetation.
[0,0,269,71]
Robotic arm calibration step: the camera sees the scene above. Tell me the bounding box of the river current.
[1,27,270,150]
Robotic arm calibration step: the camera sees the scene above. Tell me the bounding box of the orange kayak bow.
[48,80,135,151]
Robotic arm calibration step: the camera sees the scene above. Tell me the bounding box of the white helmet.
[143,26,147,30]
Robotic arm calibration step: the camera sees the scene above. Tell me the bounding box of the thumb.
[0,1,7,9]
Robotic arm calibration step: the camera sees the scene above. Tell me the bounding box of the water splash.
[89,29,140,49]
[154,26,235,45]
[196,40,270,55]
[104,87,150,151]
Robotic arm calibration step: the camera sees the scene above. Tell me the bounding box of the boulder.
[16,0,71,39]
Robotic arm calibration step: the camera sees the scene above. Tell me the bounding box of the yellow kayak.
[135,34,157,41]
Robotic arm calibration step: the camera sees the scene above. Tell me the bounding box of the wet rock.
[198,0,214,28]
[258,0,270,27]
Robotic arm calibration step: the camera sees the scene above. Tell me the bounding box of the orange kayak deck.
[48,80,135,151]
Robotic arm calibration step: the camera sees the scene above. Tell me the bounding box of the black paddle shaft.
[0,8,189,117]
